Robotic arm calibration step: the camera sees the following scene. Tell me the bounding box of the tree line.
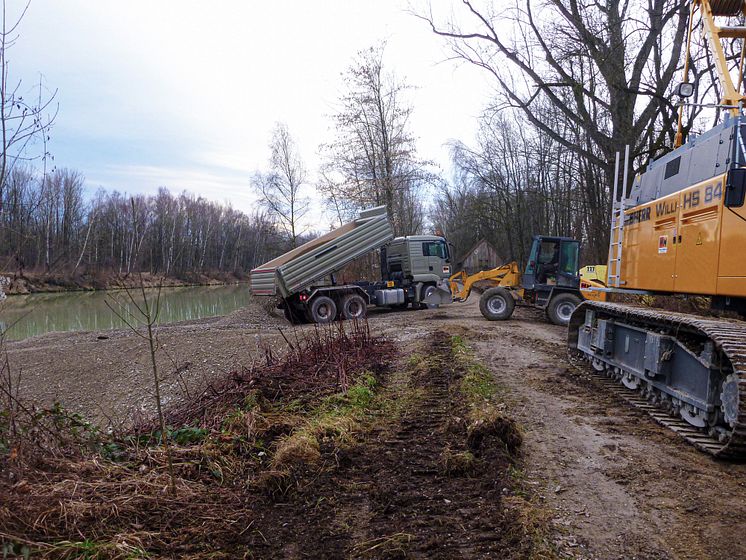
[0,166,287,277]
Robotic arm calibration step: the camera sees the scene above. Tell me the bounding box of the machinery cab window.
[524,237,580,289]
[422,240,449,260]
[536,241,561,285]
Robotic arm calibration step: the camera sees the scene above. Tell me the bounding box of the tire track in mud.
[248,330,532,559]
[354,330,518,559]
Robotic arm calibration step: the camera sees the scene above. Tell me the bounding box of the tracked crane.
[568,0,746,458]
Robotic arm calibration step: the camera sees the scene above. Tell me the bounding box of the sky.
[10,0,494,229]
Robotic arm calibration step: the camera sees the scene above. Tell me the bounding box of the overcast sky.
[11,0,494,228]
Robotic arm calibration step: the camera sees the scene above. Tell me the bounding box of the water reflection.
[0,284,251,341]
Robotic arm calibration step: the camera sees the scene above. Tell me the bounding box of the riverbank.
[0,270,249,295]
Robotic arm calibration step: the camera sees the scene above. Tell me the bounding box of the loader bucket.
[424,285,454,306]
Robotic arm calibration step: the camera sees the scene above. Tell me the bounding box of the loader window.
[538,241,558,264]
[536,241,560,284]
[560,242,579,275]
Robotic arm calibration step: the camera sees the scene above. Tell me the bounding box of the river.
[0,284,252,341]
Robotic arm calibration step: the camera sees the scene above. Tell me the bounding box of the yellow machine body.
[449,261,522,302]
[450,261,608,303]
[616,172,746,297]
[578,265,608,302]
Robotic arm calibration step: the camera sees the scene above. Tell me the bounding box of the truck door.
[422,240,450,278]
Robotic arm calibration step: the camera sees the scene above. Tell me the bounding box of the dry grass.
[0,320,395,557]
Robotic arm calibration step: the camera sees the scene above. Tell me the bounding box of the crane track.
[569,301,746,460]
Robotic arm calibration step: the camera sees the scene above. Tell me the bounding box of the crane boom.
[676,0,746,147]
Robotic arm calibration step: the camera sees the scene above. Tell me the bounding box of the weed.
[269,372,380,471]
[170,426,208,445]
[439,447,479,476]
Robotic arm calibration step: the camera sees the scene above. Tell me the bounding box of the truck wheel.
[341,294,367,320]
[419,284,439,309]
[309,296,337,324]
[479,287,515,321]
[546,293,582,326]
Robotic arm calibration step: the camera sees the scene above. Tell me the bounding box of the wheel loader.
[447,235,607,326]
[567,0,746,458]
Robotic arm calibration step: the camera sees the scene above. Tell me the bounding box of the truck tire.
[419,284,439,309]
[479,287,516,321]
[546,293,582,326]
[309,296,337,324]
[341,294,367,320]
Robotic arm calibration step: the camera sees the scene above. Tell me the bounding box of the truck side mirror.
[676,82,694,98]
[726,168,746,208]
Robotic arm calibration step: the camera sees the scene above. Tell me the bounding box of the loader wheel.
[341,294,367,320]
[479,287,515,321]
[546,293,581,326]
[309,296,337,324]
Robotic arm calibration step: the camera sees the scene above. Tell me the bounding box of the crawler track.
[569,302,746,459]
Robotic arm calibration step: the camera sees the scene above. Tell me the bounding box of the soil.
[247,331,529,559]
[5,296,746,559]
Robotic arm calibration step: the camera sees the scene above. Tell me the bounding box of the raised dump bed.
[250,206,394,298]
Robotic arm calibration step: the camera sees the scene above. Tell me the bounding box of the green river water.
[0,284,252,341]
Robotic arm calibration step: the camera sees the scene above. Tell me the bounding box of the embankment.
[0,270,249,295]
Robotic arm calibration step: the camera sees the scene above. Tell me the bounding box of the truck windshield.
[423,241,448,259]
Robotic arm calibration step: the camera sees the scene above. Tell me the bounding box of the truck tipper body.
[250,206,452,323]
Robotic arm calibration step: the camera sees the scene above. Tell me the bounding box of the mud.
[247,330,530,559]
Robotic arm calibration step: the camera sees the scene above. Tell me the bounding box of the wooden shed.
[456,239,502,274]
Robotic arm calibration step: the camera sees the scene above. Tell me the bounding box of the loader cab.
[522,236,580,291]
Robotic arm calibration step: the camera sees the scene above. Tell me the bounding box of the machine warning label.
[658,235,668,254]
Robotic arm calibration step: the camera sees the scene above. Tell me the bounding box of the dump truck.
[250,206,452,323]
[447,235,607,326]
[568,0,746,458]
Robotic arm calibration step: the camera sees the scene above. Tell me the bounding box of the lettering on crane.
[655,200,678,217]
[682,183,723,210]
[626,207,651,224]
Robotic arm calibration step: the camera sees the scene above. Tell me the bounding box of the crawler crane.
[568,0,746,457]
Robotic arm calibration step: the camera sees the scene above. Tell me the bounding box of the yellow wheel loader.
[449,235,607,326]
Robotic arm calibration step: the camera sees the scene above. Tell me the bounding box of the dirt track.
[6,297,746,559]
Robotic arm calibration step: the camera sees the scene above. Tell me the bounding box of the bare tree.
[319,43,432,236]
[418,1,690,168]
[252,122,309,248]
[106,276,176,495]
[0,0,57,218]
[416,0,696,258]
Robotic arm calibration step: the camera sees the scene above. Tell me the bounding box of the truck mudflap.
[568,300,746,459]
[423,279,454,306]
